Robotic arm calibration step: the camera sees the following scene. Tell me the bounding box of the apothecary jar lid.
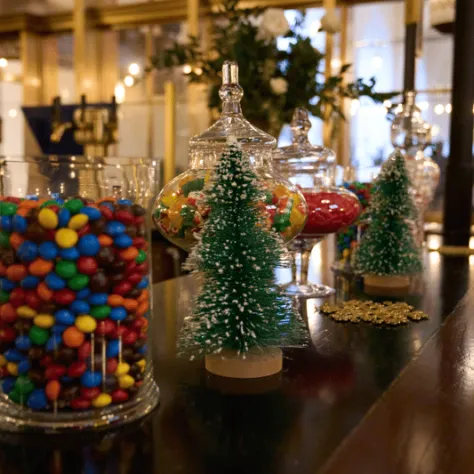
[189,61,276,169]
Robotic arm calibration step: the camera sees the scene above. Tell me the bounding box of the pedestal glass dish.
[153,61,308,252]
[273,109,361,298]
[0,155,159,432]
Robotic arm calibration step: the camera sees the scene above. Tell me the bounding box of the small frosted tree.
[355,150,422,276]
[181,140,306,358]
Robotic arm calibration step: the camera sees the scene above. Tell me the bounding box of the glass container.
[273,108,361,298]
[0,156,159,432]
[153,61,308,251]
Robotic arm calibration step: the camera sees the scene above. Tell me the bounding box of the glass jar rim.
[0,155,157,168]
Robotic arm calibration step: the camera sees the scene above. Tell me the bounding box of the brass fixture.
[50,96,72,143]
[73,95,118,158]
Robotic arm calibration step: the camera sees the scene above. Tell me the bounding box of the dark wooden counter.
[0,241,472,474]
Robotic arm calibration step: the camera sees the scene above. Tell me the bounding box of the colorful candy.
[0,197,150,411]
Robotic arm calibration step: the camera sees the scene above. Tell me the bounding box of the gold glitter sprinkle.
[320,300,429,325]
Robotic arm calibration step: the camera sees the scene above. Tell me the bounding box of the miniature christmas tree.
[355,150,422,289]
[181,140,306,377]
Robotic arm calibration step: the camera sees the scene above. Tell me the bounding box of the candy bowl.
[273,108,361,298]
[152,61,308,252]
[0,155,159,432]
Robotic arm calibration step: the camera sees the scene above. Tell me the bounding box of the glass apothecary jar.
[153,61,308,251]
[0,156,159,432]
[273,109,361,298]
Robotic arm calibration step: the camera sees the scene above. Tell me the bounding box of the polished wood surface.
[0,245,472,474]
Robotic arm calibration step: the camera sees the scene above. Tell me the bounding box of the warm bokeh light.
[124,75,134,87]
[128,63,140,76]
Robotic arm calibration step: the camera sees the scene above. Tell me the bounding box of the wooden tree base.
[205,348,283,379]
[364,274,410,290]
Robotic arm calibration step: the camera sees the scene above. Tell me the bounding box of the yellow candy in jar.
[92,393,112,408]
[273,184,290,199]
[161,191,179,208]
[75,315,97,333]
[7,362,18,376]
[17,306,37,319]
[38,208,58,229]
[68,213,89,230]
[55,228,79,248]
[291,208,306,227]
[118,374,135,389]
[115,362,130,376]
[0,355,6,367]
[33,314,55,329]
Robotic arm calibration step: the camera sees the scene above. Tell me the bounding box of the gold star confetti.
[320,300,428,325]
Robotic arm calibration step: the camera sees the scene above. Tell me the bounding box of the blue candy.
[70,300,90,315]
[46,334,62,352]
[27,389,47,410]
[52,324,68,334]
[17,359,31,374]
[62,376,73,383]
[45,273,66,290]
[58,208,71,228]
[106,340,120,358]
[4,349,26,362]
[77,235,100,256]
[81,371,102,388]
[110,306,127,321]
[100,202,115,211]
[38,241,58,260]
[114,234,133,249]
[15,335,31,351]
[17,241,38,262]
[25,195,39,201]
[2,377,15,394]
[118,199,132,205]
[136,277,149,289]
[76,287,91,300]
[106,221,126,237]
[59,247,80,260]
[80,206,101,220]
[137,344,147,355]
[89,293,108,305]
[55,309,76,326]
[21,275,40,289]
[0,278,16,292]
[0,216,12,232]
[12,215,27,233]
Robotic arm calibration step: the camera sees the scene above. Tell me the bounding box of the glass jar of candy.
[0,155,159,432]
[153,61,308,251]
[273,108,361,298]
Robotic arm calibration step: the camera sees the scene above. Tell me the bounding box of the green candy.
[14,375,35,395]
[180,205,196,228]
[40,199,61,209]
[64,199,83,214]
[136,250,147,264]
[68,274,89,291]
[55,261,77,279]
[0,290,9,303]
[272,213,291,232]
[29,326,49,345]
[1,202,18,216]
[0,231,10,248]
[91,305,111,319]
[8,389,25,405]
[181,178,204,196]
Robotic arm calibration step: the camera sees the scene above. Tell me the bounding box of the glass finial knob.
[219,61,244,103]
[291,107,312,142]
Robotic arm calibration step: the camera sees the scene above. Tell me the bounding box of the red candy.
[127,273,142,285]
[45,364,67,380]
[95,319,116,336]
[67,361,87,378]
[40,355,54,367]
[25,290,42,311]
[106,358,118,374]
[81,387,101,400]
[77,257,98,275]
[115,210,135,225]
[0,327,16,342]
[110,325,127,339]
[71,397,91,410]
[112,281,131,296]
[300,191,361,237]
[0,303,16,323]
[78,341,92,360]
[77,224,91,237]
[132,237,146,249]
[100,206,114,220]
[54,289,76,305]
[122,329,138,345]
[111,389,129,403]
[9,288,25,308]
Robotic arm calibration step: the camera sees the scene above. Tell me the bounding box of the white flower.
[270,77,289,95]
[258,9,290,41]
[320,10,341,34]
[176,23,190,44]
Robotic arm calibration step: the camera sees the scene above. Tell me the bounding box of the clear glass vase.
[152,61,308,251]
[273,109,361,298]
[0,155,159,432]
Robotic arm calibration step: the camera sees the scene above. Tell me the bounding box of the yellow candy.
[0,355,6,367]
[55,228,78,248]
[115,362,130,376]
[92,393,112,408]
[273,184,290,199]
[7,362,18,376]
[136,359,146,369]
[68,213,89,230]
[161,192,179,208]
[38,208,58,230]
[33,314,55,329]
[118,374,135,389]
[291,208,306,227]
[75,315,96,333]
[17,306,37,319]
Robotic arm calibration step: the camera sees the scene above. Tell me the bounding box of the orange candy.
[15,208,30,217]
[119,246,139,261]
[63,327,85,348]
[9,233,25,250]
[108,295,124,307]
[0,303,16,322]
[98,234,113,247]
[29,259,54,277]
[19,200,39,209]
[123,299,139,312]
[45,380,61,401]
[136,300,149,316]
[137,289,149,303]
[37,282,54,302]
[6,264,28,282]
